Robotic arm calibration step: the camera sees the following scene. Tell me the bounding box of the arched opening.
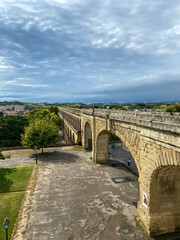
[70,129,72,143]
[149,166,180,235]
[72,133,75,144]
[84,122,92,150]
[109,133,139,176]
[95,131,139,174]
[64,125,70,143]
[95,129,141,232]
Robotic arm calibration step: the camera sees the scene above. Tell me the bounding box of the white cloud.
[0,0,180,102]
[19,64,37,69]
[0,65,13,69]
[0,56,14,71]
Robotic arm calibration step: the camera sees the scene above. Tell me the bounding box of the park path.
[21,150,143,240]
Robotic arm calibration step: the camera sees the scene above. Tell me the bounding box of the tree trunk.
[41,148,43,154]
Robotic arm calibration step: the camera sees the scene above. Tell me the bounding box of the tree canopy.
[165,104,180,112]
[27,107,62,129]
[0,115,28,147]
[22,107,61,152]
[21,118,59,152]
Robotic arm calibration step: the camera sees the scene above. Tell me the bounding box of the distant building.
[0,105,25,111]
[13,105,25,110]
[0,106,6,110]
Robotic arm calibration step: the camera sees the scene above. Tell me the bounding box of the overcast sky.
[0,0,180,103]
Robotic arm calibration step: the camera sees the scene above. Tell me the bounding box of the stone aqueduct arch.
[150,166,180,235]
[59,108,180,236]
[62,118,81,144]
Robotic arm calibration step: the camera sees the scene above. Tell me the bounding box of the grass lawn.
[0,165,33,239]
[0,165,33,193]
[0,192,24,240]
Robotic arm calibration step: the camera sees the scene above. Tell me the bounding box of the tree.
[48,106,59,115]
[21,118,59,153]
[118,107,127,111]
[0,115,28,147]
[165,104,180,112]
[27,108,63,129]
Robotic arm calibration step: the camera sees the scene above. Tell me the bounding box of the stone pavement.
[1,148,180,240]
[0,153,35,168]
[22,150,143,240]
[109,146,139,176]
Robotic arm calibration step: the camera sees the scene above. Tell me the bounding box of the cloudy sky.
[0,0,180,103]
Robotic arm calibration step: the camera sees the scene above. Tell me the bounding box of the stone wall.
[59,107,180,236]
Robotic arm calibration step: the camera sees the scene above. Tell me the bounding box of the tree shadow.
[30,151,79,164]
[152,232,180,240]
[0,168,15,193]
[132,201,138,208]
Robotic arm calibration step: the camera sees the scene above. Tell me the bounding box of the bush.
[0,151,5,160]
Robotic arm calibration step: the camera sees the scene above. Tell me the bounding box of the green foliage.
[23,107,62,152]
[118,107,127,111]
[165,104,180,112]
[0,111,3,117]
[27,107,63,129]
[24,103,42,110]
[0,115,28,147]
[0,165,33,240]
[22,118,59,151]
[0,150,5,159]
[128,103,146,110]
[0,101,24,106]
[48,106,59,115]
[27,108,42,122]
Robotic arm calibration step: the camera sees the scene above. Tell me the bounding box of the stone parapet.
[59,108,180,134]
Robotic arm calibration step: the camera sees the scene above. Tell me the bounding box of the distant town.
[0,100,180,116]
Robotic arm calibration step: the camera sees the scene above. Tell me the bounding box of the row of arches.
[64,122,75,144]
[83,121,180,236]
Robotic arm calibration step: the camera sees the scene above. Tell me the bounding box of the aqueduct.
[59,107,180,236]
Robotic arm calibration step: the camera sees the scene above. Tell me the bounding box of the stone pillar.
[94,130,110,163]
[138,137,180,236]
[92,112,96,161]
[137,177,151,234]
[77,132,81,145]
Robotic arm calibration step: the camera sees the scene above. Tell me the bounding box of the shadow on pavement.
[101,159,138,177]
[30,151,79,164]
[152,232,180,240]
